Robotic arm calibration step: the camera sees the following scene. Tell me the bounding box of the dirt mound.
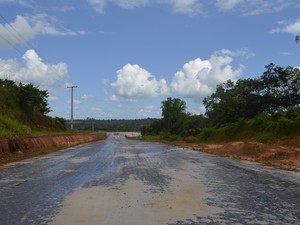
[172,141,300,171]
[0,134,103,165]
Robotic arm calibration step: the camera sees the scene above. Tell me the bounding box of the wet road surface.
[0,133,299,224]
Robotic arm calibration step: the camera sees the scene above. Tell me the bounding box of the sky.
[0,0,299,120]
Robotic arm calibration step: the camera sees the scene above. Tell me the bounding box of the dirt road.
[0,133,299,224]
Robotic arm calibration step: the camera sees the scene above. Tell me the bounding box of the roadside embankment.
[171,140,300,171]
[0,133,106,165]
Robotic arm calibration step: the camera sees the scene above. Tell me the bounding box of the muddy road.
[0,133,299,225]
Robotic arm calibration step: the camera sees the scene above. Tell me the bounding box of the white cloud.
[48,95,59,101]
[81,94,94,100]
[215,0,244,10]
[0,49,68,86]
[66,99,81,105]
[159,0,203,15]
[214,0,296,15]
[65,82,76,88]
[138,105,160,118]
[102,79,109,84]
[87,0,106,14]
[114,0,149,9]
[0,0,34,7]
[86,0,297,15]
[0,14,85,49]
[109,94,118,101]
[271,19,300,36]
[111,64,169,99]
[217,48,254,58]
[280,52,295,56]
[171,50,244,102]
[91,106,102,112]
[88,0,202,15]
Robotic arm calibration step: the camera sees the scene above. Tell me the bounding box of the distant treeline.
[70,118,159,132]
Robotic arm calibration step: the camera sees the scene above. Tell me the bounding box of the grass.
[141,113,300,148]
[138,132,180,142]
[192,115,300,145]
[0,114,32,138]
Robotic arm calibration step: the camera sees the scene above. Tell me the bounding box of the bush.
[198,128,214,141]
[159,132,180,141]
[286,107,300,120]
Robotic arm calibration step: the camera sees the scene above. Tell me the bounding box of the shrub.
[159,132,180,141]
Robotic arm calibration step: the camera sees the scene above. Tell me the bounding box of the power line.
[0,13,43,57]
[0,13,75,122]
[0,14,30,49]
[0,32,24,55]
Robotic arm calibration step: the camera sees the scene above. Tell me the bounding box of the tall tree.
[161,97,187,134]
[203,79,262,125]
[260,63,300,110]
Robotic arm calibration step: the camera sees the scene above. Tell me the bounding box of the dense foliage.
[203,63,300,126]
[143,64,300,143]
[0,79,66,137]
[0,79,51,115]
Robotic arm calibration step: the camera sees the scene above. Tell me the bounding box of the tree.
[161,97,187,134]
[18,83,51,115]
[203,80,261,125]
[260,63,300,110]
[203,63,300,126]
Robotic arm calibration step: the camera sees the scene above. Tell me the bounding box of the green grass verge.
[0,114,32,137]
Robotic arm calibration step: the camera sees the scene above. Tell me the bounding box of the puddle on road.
[50,162,221,225]
[115,152,151,159]
[67,157,89,163]
[61,169,79,173]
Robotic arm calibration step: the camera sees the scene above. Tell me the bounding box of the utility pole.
[296,36,300,43]
[67,85,77,130]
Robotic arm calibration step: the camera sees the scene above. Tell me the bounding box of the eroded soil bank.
[0,133,105,165]
[171,140,300,171]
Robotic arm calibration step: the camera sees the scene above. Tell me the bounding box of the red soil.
[172,139,300,171]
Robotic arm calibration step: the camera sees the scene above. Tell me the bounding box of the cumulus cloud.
[171,50,244,102]
[270,19,300,36]
[111,64,169,100]
[0,49,68,86]
[0,14,85,49]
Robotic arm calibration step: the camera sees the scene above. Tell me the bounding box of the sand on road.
[51,160,220,225]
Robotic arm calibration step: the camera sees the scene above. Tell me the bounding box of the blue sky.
[0,0,299,120]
